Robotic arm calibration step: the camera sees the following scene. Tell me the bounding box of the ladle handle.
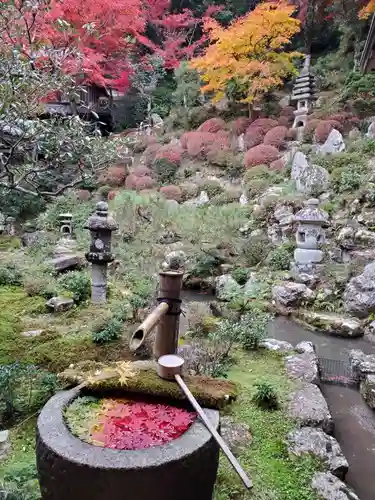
[174,374,252,489]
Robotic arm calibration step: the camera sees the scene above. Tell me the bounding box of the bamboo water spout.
[129,270,184,358]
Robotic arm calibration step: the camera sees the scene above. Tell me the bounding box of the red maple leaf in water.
[91,399,196,450]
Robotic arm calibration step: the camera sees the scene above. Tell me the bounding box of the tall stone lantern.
[292,199,328,277]
[85,202,118,304]
[292,55,317,129]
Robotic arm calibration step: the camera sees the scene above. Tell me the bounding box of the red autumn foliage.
[108,190,118,200]
[280,106,295,118]
[90,399,195,450]
[135,176,157,191]
[99,166,127,187]
[160,185,182,201]
[314,119,343,143]
[131,166,152,177]
[139,189,157,196]
[244,118,279,150]
[197,118,226,133]
[181,131,229,159]
[286,127,298,140]
[154,144,183,166]
[76,189,91,201]
[263,126,288,149]
[244,144,280,169]
[326,113,360,132]
[231,117,252,135]
[125,174,139,189]
[278,116,292,128]
[270,158,285,171]
[144,144,162,167]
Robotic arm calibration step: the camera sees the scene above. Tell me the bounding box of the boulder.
[349,349,375,382]
[285,352,319,385]
[214,274,242,301]
[260,338,294,353]
[366,121,375,138]
[244,273,262,298]
[360,374,375,409]
[220,416,252,456]
[298,311,363,338]
[50,255,83,272]
[21,230,49,247]
[320,129,346,155]
[22,329,44,337]
[344,262,375,318]
[0,430,10,460]
[239,193,248,205]
[311,472,359,500]
[291,152,330,195]
[337,226,375,250]
[287,428,348,479]
[295,341,315,354]
[272,282,314,308]
[288,383,334,434]
[46,296,74,313]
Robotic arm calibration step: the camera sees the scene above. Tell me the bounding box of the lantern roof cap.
[295,198,328,224]
[84,202,118,231]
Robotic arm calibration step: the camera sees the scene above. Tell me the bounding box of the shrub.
[24,276,57,299]
[92,318,122,344]
[76,189,91,201]
[327,112,360,132]
[185,301,215,335]
[280,105,295,118]
[243,235,270,266]
[200,180,224,197]
[277,116,290,127]
[231,267,249,285]
[286,127,298,140]
[143,143,161,167]
[250,118,279,132]
[159,185,182,201]
[124,174,138,190]
[179,182,199,201]
[99,166,127,187]
[211,191,239,205]
[198,117,226,133]
[245,178,271,197]
[135,175,157,191]
[131,166,152,177]
[108,190,118,201]
[152,158,179,184]
[154,144,183,166]
[231,117,252,135]
[252,380,279,410]
[270,158,285,171]
[58,271,91,304]
[244,127,264,149]
[239,309,269,350]
[97,185,112,200]
[263,126,288,148]
[0,264,23,286]
[243,164,272,181]
[331,167,364,193]
[244,144,279,169]
[266,244,294,271]
[304,119,321,142]
[182,131,230,159]
[314,119,343,143]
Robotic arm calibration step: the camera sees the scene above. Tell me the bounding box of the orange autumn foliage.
[190,2,302,105]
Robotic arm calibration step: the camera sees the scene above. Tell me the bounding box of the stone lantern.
[59,213,73,237]
[292,55,317,129]
[85,202,118,304]
[292,199,328,277]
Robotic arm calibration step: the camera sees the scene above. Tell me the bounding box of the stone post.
[84,202,118,304]
[5,216,15,236]
[291,198,328,282]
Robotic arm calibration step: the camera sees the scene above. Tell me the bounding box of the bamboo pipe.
[129,301,169,352]
[157,354,252,490]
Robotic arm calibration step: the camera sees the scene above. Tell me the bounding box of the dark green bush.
[201,181,224,198]
[252,380,279,410]
[153,158,178,184]
[92,318,123,344]
[0,264,23,286]
[243,236,270,267]
[231,267,249,285]
[266,244,294,271]
[58,271,91,304]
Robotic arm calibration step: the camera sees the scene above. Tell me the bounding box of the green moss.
[214,352,321,500]
[0,236,21,251]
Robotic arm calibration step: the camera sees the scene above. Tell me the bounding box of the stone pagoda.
[291,198,328,284]
[292,55,317,129]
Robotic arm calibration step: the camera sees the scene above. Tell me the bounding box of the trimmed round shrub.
[231,117,252,135]
[108,190,118,201]
[244,118,278,150]
[97,185,112,200]
[245,178,271,197]
[135,176,157,191]
[269,158,285,171]
[280,106,295,118]
[211,190,239,205]
[154,144,183,166]
[182,132,230,159]
[266,245,293,271]
[197,117,226,133]
[304,119,321,142]
[139,189,157,196]
[243,165,272,181]
[286,127,298,140]
[314,119,343,143]
[250,118,278,132]
[327,112,360,132]
[144,143,161,167]
[160,185,182,201]
[263,126,288,149]
[152,158,179,184]
[277,116,290,128]
[244,145,279,169]
[200,180,224,197]
[76,189,91,201]
[131,165,152,177]
[102,166,127,187]
[125,174,138,189]
[179,182,199,201]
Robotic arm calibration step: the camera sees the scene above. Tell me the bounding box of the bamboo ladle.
[157,354,252,490]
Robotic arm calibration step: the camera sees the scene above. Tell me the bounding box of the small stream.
[180,291,375,500]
